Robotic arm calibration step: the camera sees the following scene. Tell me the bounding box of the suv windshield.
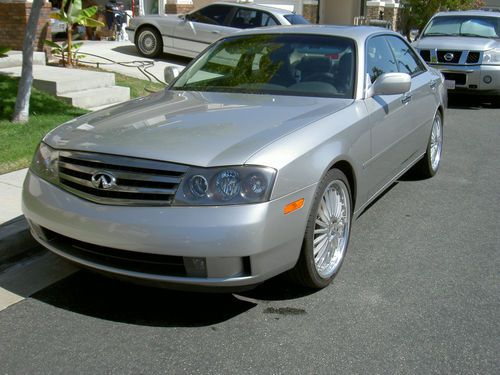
[422,15,500,38]
[171,34,355,99]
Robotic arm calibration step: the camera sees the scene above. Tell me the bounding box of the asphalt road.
[0,97,498,374]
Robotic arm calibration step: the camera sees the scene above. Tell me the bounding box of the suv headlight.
[174,166,276,205]
[31,142,59,184]
[482,48,500,65]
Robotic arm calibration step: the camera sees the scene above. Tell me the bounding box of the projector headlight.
[31,142,59,184]
[175,166,276,205]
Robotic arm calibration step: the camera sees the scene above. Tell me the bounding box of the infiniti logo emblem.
[444,52,454,62]
[91,171,117,189]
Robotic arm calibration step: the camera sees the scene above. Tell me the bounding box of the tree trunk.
[67,26,73,66]
[11,0,44,124]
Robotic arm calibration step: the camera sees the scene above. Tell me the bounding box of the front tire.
[136,27,163,58]
[289,169,352,289]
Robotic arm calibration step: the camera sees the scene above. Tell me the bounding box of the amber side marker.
[284,198,305,215]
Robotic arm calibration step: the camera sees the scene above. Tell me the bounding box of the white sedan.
[126,2,309,58]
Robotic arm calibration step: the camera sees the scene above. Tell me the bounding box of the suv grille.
[466,51,480,64]
[57,151,188,206]
[437,50,462,64]
[419,50,431,62]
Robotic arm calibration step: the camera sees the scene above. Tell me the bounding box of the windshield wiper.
[458,33,492,38]
[422,32,452,37]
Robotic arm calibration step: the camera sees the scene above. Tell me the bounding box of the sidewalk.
[0,169,27,225]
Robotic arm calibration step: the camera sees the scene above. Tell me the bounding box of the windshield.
[171,34,356,99]
[422,15,500,38]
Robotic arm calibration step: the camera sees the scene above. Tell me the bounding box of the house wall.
[0,0,52,52]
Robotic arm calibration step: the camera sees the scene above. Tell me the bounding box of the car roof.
[432,9,500,18]
[232,24,401,43]
[210,1,295,16]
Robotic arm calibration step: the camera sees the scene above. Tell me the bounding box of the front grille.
[443,72,466,85]
[419,50,430,62]
[57,151,188,206]
[466,51,480,64]
[43,228,187,276]
[437,50,462,64]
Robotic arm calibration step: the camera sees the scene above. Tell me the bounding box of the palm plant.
[49,0,104,66]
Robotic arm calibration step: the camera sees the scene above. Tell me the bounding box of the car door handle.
[402,95,412,105]
[430,81,438,90]
[211,30,221,34]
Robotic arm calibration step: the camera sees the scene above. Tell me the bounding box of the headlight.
[31,142,59,184]
[482,48,500,65]
[174,166,276,205]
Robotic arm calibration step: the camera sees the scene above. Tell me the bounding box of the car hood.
[44,90,352,167]
[414,36,499,51]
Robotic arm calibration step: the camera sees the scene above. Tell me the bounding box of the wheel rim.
[313,180,351,279]
[430,114,443,172]
[138,31,157,54]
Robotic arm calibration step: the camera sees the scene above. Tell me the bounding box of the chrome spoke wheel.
[430,114,443,172]
[313,179,351,279]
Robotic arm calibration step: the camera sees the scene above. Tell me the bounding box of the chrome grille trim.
[420,49,483,65]
[57,151,188,206]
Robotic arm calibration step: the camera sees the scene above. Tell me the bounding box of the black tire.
[289,168,352,289]
[136,26,163,58]
[413,111,443,178]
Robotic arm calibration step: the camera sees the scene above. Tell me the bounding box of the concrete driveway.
[77,40,192,83]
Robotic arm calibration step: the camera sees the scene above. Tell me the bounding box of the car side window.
[385,36,426,76]
[229,9,278,29]
[188,5,232,26]
[366,36,398,83]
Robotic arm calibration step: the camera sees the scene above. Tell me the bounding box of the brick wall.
[0,1,52,52]
[165,4,193,14]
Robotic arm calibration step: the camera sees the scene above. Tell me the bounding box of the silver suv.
[413,10,500,104]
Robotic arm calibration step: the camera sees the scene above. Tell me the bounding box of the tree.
[49,0,103,66]
[11,0,44,124]
[401,0,485,33]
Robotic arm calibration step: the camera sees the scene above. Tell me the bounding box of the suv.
[413,10,500,104]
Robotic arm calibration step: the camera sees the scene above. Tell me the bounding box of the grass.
[0,71,165,174]
[0,75,88,174]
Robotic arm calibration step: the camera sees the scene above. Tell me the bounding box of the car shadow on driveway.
[448,94,498,110]
[31,270,257,327]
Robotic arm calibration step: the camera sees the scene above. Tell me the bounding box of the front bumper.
[22,171,315,289]
[429,63,500,95]
[125,27,135,43]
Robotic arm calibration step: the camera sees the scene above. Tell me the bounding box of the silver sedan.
[23,26,446,291]
[126,2,309,58]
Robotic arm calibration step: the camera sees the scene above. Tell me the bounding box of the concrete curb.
[0,215,42,272]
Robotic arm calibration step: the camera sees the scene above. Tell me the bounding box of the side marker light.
[284,198,305,215]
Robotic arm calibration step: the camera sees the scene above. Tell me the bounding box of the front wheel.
[136,27,163,58]
[289,169,352,289]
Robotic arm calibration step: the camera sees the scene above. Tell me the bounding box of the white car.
[126,2,309,58]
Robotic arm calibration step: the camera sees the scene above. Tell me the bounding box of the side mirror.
[409,28,420,42]
[367,72,411,98]
[164,66,180,85]
[178,14,186,21]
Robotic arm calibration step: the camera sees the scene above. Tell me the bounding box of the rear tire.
[413,111,443,178]
[136,27,162,58]
[289,169,352,289]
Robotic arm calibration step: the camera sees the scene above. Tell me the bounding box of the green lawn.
[0,75,88,174]
[0,72,165,174]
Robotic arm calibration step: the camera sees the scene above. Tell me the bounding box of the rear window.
[284,14,310,25]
